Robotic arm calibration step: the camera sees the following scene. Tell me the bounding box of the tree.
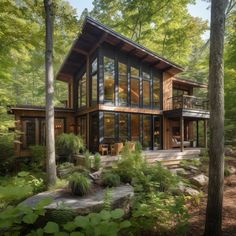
[44,0,57,187]
[204,0,227,235]
[90,0,208,66]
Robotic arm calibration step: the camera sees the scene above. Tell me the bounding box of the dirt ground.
[188,160,236,236]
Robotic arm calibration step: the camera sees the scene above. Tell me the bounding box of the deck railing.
[167,95,209,111]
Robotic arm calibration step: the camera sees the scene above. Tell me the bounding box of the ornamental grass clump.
[69,173,91,196]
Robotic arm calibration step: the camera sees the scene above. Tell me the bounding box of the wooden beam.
[204,119,208,148]
[151,60,161,67]
[73,47,88,56]
[89,32,108,55]
[140,54,149,62]
[115,41,125,49]
[196,120,199,147]
[180,116,184,152]
[86,55,90,108]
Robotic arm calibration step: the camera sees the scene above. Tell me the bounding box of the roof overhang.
[56,17,184,82]
[173,77,208,89]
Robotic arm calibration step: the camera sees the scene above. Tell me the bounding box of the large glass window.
[153,75,160,108]
[91,58,98,103]
[119,113,128,142]
[143,115,151,148]
[143,72,151,107]
[130,67,140,106]
[154,116,161,149]
[131,114,140,141]
[77,116,87,145]
[104,113,115,139]
[118,62,128,105]
[104,57,115,103]
[78,73,86,108]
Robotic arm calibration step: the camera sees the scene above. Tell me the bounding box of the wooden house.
[10,17,209,157]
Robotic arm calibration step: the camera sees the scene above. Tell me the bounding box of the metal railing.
[166,95,209,111]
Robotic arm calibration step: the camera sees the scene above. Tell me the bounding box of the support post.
[196,120,199,147]
[204,120,208,149]
[180,116,184,152]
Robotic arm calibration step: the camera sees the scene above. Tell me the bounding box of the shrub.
[69,173,91,196]
[0,201,131,236]
[114,142,145,183]
[131,192,189,235]
[102,172,121,187]
[0,134,15,175]
[93,152,101,171]
[56,133,84,162]
[0,171,45,208]
[29,145,46,170]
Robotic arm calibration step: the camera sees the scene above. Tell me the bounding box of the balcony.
[164,95,209,119]
[167,95,209,111]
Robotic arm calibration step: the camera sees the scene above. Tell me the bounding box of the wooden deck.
[101,148,203,168]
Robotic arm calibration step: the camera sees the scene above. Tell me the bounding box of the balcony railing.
[167,95,209,111]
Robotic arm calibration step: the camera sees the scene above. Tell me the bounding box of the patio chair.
[111,143,124,156]
[99,144,109,155]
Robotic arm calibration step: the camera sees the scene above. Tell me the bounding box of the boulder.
[22,185,134,216]
[191,174,209,187]
[225,147,236,157]
[184,187,200,197]
[228,166,236,175]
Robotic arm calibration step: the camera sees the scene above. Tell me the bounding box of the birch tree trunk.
[204,0,227,235]
[44,0,57,187]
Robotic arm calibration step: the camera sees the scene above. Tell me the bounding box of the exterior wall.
[13,109,75,158]
[162,72,173,111]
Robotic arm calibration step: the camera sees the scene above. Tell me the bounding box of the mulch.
[187,159,236,236]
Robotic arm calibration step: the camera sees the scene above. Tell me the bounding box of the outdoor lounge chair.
[171,136,191,148]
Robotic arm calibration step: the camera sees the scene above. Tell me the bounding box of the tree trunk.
[44,0,57,187]
[204,0,227,235]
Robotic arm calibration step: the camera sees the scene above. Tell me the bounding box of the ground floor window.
[77,116,87,145]
[99,112,162,150]
[21,118,65,149]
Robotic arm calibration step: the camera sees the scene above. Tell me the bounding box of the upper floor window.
[130,67,140,106]
[104,56,115,104]
[78,73,87,108]
[143,72,151,107]
[91,58,98,104]
[153,75,160,108]
[118,62,128,105]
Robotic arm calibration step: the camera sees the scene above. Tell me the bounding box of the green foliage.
[102,172,121,187]
[29,145,46,170]
[114,141,145,183]
[0,134,15,175]
[93,152,101,171]
[57,162,75,179]
[69,173,91,196]
[56,133,85,162]
[84,150,92,170]
[103,188,113,211]
[62,209,130,236]
[0,198,130,236]
[131,192,189,235]
[0,171,45,208]
[0,197,52,235]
